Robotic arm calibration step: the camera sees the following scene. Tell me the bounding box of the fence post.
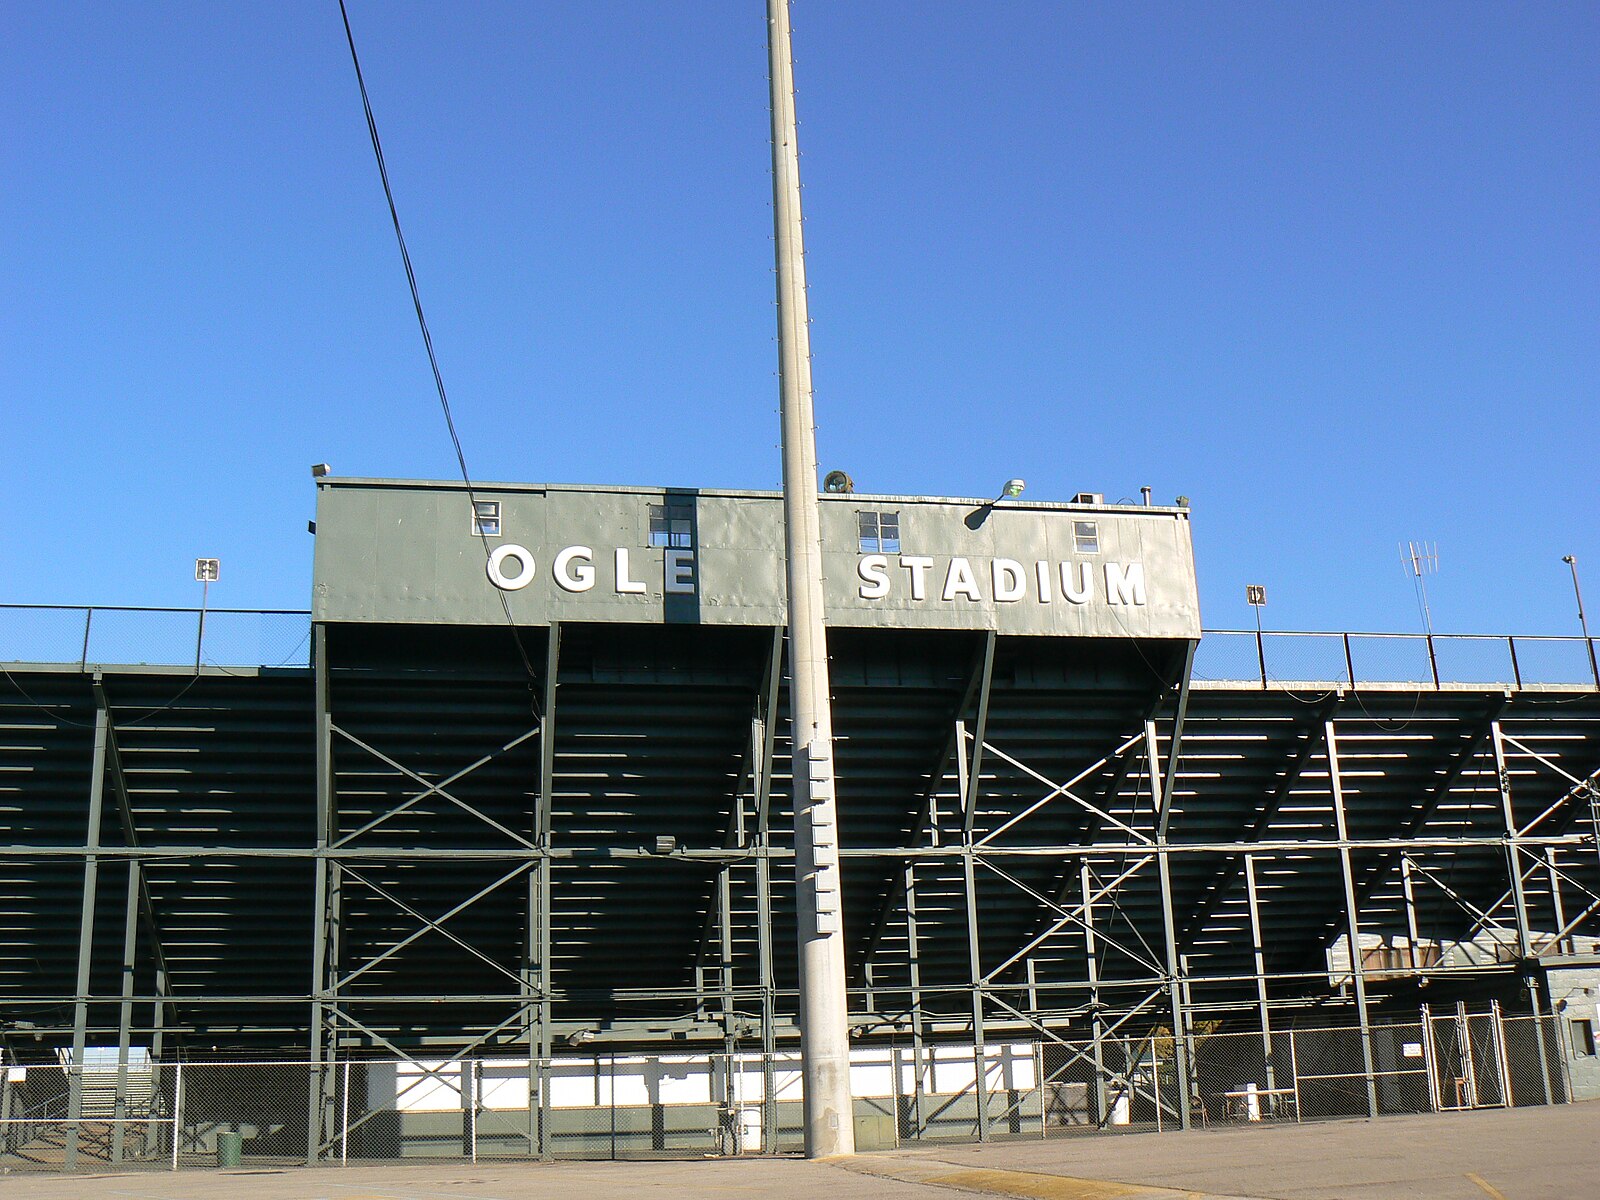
[340,1060,350,1166]
[1491,1001,1514,1108]
[1343,633,1356,688]
[1508,637,1523,689]
[80,608,93,671]
[469,1060,478,1164]
[1256,628,1267,688]
[1151,1049,1162,1133]
[1426,633,1441,689]
[1288,1029,1301,1122]
[1035,1043,1045,1139]
[171,1063,182,1171]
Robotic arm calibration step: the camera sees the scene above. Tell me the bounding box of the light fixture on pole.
[1562,556,1599,687]
[766,0,853,1158]
[1246,584,1267,686]
[998,478,1026,501]
[194,558,219,671]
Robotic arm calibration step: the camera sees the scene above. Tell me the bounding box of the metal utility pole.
[766,0,854,1158]
[1562,556,1599,687]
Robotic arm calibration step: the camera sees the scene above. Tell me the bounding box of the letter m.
[1105,562,1146,606]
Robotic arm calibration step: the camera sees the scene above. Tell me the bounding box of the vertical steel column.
[1080,864,1107,1124]
[1243,854,1277,1091]
[752,628,782,1151]
[718,864,736,1097]
[1489,722,1534,960]
[960,632,996,1140]
[1546,848,1569,956]
[306,623,334,1164]
[904,863,926,1139]
[528,623,560,1158]
[1148,641,1196,1129]
[66,689,111,1171]
[112,861,139,1165]
[1400,856,1422,972]
[1325,720,1379,1118]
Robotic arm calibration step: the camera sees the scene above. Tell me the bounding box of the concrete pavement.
[3,1102,1593,1199]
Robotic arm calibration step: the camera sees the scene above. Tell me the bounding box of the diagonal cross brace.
[981,857,1157,983]
[333,723,541,849]
[978,738,1153,846]
[334,862,536,991]
[977,857,1166,978]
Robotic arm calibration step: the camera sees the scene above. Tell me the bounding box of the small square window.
[649,504,693,549]
[1572,1018,1596,1056]
[858,510,901,554]
[1073,520,1099,554]
[472,500,501,537]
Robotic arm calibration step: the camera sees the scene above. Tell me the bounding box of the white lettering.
[942,557,982,602]
[901,556,934,601]
[1060,561,1093,604]
[665,549,696,595]
[1035,559,1053,603]
[614,548,646,594]
[486,544,536,591]
[992,558,1026,602]
[1105,561,1146,606]
[857,554,891,599]
[553,546,595,593]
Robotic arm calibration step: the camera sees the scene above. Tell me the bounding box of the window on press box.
[472,500,501,537]
[649,504,693,549]
[858,510,900,554]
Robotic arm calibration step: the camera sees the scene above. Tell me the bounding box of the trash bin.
[216,1130,242,1167]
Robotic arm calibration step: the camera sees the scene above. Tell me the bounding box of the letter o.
[487,544,536,591]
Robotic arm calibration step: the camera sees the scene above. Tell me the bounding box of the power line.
[336,0,541,705]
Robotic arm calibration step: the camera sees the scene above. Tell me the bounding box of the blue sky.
[4,2,1596,636]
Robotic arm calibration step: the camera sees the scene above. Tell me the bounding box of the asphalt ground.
[4,1103,1593,1200]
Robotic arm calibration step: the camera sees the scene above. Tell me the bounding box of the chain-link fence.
[4,1013,1572,1175]
[0,605,311,670]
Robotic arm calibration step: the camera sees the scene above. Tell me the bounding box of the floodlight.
[311,463,331,478]
[823,470,854,494]
[1000,479,1025,499]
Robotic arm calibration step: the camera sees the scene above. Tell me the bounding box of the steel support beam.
[529,622,560,1157]
[1325,720,1379,1118]
[959,631,997,1140]
[1490,722,1534,960]
[65,686,110,1171]
[307,623,336,1164]
[1149,641,1195,1130]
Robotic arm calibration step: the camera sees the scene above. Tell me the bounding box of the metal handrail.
[0,603,312,672]
[1198,629,1600,690]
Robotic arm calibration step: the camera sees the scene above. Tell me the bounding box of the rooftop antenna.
[1400,540,1438,637]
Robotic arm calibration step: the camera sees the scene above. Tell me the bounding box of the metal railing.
[0,604,312,671]
[2,605,1596,690]
[1195,629,1600,690]
[0,1013,1573,1174]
